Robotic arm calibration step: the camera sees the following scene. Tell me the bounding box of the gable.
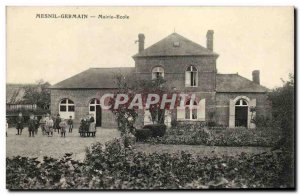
[216,74,269,93]
[6,84,35,104]
[50,67,135,89]
[133,33,218,58]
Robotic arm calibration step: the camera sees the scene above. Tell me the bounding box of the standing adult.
[89,114,96,137]
[15,112,24,135]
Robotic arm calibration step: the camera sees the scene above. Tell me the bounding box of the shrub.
[135,128,152,141]
[146,125,282,147]
[6,140,293,189]
[143,124,166,137]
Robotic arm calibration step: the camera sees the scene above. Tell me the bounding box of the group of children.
[79,114,96,137]
[13,112,73,138]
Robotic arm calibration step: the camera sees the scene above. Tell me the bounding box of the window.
[185,100,198,120]
[185,65,198,87]
[89,98,100,113]
[59,99,74,112]
[152,67,164,79]
[235,99,248,106]
[59,98,75,119]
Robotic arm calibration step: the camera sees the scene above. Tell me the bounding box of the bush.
[135,128,152,141]
[143,124,166,137]
[6,140,293,189]
[146,125,282,147]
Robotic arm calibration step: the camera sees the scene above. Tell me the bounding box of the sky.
[6,7,294,89]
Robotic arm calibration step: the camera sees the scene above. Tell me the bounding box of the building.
[6,84,37,111]
[50,31,271,128]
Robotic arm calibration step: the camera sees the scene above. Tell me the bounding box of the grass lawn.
[7,127,271,162]
[6,127,120,161]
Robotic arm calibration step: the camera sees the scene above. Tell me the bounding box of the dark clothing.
[34,119,39,134]
[68,119,73,132]
[16,116,24,130]
[28,119,36,131]
[67,119,73,125]
[90,117,95,123]
[54,117,61,129]
[28,118,36,137]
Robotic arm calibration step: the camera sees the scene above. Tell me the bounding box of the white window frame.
[184,100,198,120]
[152,66,165,79]
[59,98,75,119]
[185,65,198,87]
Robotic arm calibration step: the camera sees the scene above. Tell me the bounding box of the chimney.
[206,30,214,51]
[252,70,260,85]
[138,33,145,53]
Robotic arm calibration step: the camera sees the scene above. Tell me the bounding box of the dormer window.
[185,65,198,87]
[152,67,164,79]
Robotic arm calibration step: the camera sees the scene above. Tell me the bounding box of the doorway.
[235,99,248,127]
[89,98,102,127]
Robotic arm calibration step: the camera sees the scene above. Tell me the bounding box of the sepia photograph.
[5,6,295,190]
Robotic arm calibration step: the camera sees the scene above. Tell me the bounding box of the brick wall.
[50,89,118,128]
[134,56,217,92]
[215,92,272,126]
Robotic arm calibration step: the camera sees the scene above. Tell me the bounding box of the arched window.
[185,65,198,87]
[152,67,164,79]
[185,99,198,120]
[235,99,248,106]
[59,98,75,119]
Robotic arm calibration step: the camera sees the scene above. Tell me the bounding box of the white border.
[1,1,298,194]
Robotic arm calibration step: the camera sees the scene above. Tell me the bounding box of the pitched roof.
[133,33,218,58]
[6,84,36,104]
[50,67,135,89]
[216,74,269,93]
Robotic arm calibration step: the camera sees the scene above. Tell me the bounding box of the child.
[34,116,39,135]
[39,115,47,135]
[68,116,73,133]
[54,114,61,134]
[15,112,24,135]
[28,114,36,137]
[46,116,54,137]
[59,119,68,138]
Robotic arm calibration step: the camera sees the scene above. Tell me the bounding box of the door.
[96,105,101,127]
[235,107,248,127]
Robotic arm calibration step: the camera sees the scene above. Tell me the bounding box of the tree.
[268,73,294,187]
[268,74,294,150]
[136,76,165,124]
[22,80,51,110]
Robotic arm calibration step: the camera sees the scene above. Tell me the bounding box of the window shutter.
[198,99,205,121]
[185,72,190,86]
[249,99,256,129]
[229,99,235,128]
[177,107,185,120]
